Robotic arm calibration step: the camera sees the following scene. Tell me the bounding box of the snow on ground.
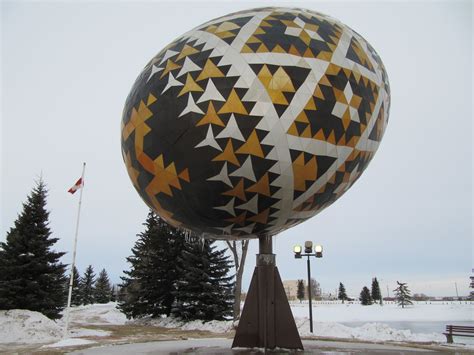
[0,302,472,348]
[131,301,472,344]
[0,309,62,344]
[296,320,444,343]
[64,302,127,325]
[70,328,112,338]
[0,303,120,345]
[42,338,96,348]
[133,314,445,344]
[290,301,472,322]
[132,316,234,333]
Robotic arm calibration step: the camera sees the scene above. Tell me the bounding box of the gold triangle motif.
[258,65,295,105]
[196,102,225,127]
[246,173,270,196]
[223,178,246,201]
[225,211,247,226]
[218,89,248,115]
[196,59,225,81]
[160,60,182,79]
[236,130,264,158]
[212,139,240,166]
[178,74,204,97]
[248,208,270,224]
[176,44,199,61]
[292,153,317,192]
[147,94,157,106]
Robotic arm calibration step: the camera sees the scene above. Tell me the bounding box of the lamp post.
[293,242,323,333]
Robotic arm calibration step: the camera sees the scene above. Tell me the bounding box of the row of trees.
[0,179,235,322]
[117,211,235,321]
[358,278,383,305]
[337,279,413,307]
[70,265,115,305]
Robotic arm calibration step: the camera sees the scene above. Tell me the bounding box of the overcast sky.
[1,1,472,298]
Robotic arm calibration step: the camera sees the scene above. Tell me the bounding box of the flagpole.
[64,162,86,338]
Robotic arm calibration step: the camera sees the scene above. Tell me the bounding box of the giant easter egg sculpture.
[121,7,390,239]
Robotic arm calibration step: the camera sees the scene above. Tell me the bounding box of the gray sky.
[1,1,472,298]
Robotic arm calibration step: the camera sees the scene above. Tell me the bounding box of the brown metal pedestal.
[232,236,303,350]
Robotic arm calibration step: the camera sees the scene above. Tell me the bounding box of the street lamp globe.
[315,245,323,258]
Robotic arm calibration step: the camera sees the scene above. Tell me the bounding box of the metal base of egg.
[232,236,303,350]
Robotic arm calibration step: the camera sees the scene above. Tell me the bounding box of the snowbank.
[64,302,127,325]
[0,306,114,345]
[131,316,234,333]
[0,309,62,344]
[296,319,444,343]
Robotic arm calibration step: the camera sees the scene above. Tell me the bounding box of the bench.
[443,325,474,343]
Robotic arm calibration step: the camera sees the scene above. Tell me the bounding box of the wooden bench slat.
[444,325,474,343]
[445,327,474,331]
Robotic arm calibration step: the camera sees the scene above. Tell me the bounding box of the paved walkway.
[69,338,443,354]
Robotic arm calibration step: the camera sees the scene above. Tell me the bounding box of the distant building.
[283,280,306,301]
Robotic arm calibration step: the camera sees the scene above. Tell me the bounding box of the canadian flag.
[68,178,84,194]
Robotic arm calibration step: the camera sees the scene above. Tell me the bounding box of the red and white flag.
[68,178,84,194]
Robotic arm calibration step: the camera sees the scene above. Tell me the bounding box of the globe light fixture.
[315,245,323,258]
[293,245,302,258]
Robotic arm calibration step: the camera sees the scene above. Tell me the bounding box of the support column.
[232,235,303,350]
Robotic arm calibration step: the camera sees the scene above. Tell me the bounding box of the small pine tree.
[371,277,382,305]
[0,179,67,319]
[338,282,348,303]
[470,275,474,301]
[80,265,96,305]
[110,285,117,302]
[94,269,112,303]
[394,281,413,308]
[297,280,305,302]
[70,266,82,306]
[360,286,373,305]
[172,239,234,321]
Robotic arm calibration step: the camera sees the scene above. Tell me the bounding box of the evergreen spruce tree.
[297,280,305,303]
[394,281,413,308]
[469,275,474,301]
[359,286,373,305]
[207,240,234,319]
[80,265,96,305]
[117,285,127,304]
[70,266,82,306]
[371,277,382,305]
[172,239,234,321]
[110,285,117,302]
[338,282,348,303]
[0,179,67,319]
[94,269,112,303]
[118,211,185,318]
